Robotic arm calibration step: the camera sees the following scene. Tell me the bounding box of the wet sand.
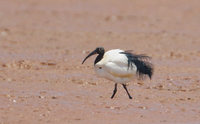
[0,0,200,124]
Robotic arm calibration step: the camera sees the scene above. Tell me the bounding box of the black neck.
[94,53,104,65]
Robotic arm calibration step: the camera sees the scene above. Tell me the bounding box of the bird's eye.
[97,48,101,53]
[96,47,104,54]
[99,67,102,69]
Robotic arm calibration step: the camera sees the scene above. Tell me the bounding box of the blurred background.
[0,0,200,124]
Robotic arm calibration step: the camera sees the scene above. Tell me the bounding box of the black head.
[82,47,105,64]
[95,47,105,54]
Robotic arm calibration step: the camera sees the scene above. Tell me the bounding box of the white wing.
[99,49,137,78]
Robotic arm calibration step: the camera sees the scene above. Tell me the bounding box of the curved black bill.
[82,49,97,64]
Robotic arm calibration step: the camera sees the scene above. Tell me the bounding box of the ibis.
[82,47,153,99]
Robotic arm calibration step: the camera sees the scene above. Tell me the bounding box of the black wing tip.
[138,63,154,80]
[120,52,151,59]
[121,51,154,79]
[147,64,154,79]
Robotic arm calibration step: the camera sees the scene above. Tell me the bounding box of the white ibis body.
[82,47,153,99]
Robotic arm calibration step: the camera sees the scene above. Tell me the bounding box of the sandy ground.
[0,0,200,124]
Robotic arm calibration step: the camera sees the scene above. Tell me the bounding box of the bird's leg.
[122,84,132,99]
[111,83,118,99]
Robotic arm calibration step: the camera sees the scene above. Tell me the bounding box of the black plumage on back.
[120,51,154,79]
